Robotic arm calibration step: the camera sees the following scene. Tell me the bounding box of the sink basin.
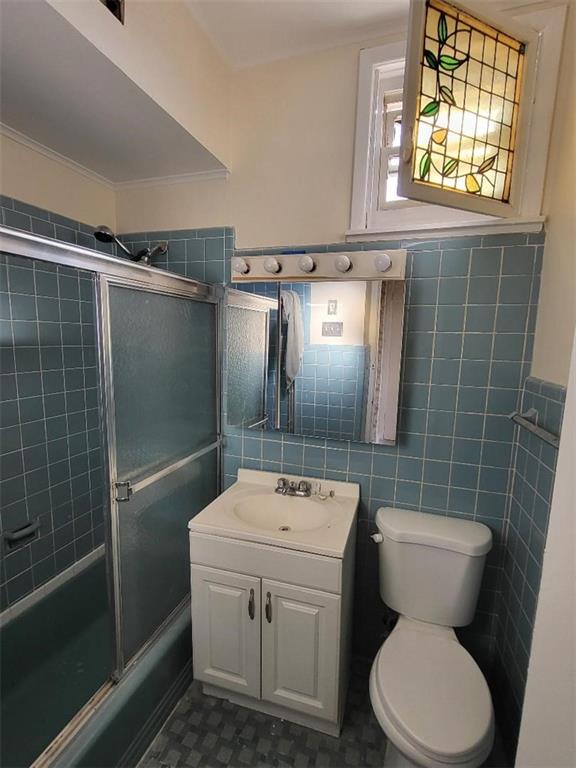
[188,468,359,557]
[233,495,332,532]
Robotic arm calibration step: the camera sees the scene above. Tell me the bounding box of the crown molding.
[1,123,230,192]
[114,168,230,190]
[1,123,114,189]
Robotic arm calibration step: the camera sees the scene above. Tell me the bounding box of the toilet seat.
[370,621,494,767]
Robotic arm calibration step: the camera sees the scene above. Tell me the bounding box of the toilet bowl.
[369,617,494,768]
[368,508,495,768]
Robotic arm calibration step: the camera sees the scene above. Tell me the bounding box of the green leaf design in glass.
[439,85,456,105]
[439,54,468,71]
[420,100,440,117]
[438,12,448,44]
[419,152,431,179]
[442,157,459,176]
[424,50,438,69]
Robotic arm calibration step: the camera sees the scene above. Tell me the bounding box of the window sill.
[345,215,545,243]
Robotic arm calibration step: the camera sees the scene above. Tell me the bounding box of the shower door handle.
[115,481,133,503]
[248,588,255,620]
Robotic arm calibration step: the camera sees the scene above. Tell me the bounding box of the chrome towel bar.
[509,409,560,449]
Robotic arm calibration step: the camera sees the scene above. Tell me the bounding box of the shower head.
[93,225,134,260]
[93,225,115,244]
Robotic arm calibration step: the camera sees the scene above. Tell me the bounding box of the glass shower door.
[100,279,220,673]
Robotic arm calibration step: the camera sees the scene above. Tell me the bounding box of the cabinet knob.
[248,588,255,620]
[265,591,272,623]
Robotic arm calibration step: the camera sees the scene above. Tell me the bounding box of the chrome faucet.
[274,478,312,497]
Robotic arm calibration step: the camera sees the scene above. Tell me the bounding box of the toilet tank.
[373,508,492,627]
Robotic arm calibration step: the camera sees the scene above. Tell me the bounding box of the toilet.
[369,508,495,768]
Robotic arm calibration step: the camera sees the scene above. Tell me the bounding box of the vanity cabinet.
[261,579,340,721]
[191,566,261,698]
[191,565,341,725]
[189,530,355,736]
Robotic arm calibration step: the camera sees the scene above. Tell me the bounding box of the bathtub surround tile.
[0,248,104,609]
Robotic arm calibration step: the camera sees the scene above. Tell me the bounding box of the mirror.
[226,279,405,445]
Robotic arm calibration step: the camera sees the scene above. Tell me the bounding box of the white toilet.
[369,508,495,768]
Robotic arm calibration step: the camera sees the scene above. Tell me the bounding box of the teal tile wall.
[0,253,104,609]
[493,376,566,757]
[228,232,544,663]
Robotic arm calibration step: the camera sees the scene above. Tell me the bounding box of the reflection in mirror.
[226,290,277,429]
[227,279,405,445]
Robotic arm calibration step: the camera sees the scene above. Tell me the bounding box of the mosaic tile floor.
[139,669,387,768]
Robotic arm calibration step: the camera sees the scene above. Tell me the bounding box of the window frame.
[349,2,566,239]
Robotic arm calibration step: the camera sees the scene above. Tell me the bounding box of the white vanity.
[188,469,359,736]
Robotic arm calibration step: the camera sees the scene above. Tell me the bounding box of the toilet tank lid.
[375,508,492,556]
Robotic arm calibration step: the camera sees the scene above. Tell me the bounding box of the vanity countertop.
[188,469,359,558]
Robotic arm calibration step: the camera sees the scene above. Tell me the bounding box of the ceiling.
[0,0,225,183]
[186,0,410,69]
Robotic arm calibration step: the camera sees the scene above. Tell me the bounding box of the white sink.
[233,494,332,532]
[188,469,359,557]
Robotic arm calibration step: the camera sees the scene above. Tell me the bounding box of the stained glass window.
[412,0,525,202]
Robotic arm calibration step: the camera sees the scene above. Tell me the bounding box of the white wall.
[46,0,230,169]
[0,131,116,227]
[114,35,396,245]
[515,330,576,767]
[115,175,229,233]
[531,0,576,387]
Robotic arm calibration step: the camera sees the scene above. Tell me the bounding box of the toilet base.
[384,739,420,768]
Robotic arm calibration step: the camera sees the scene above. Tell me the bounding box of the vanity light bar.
[231,250,407,282]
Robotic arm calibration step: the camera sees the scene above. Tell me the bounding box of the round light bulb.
[231,257,250,275]
[264,257,281,274]
[375,253,392,273]
[335,254,351,273]
[298,255,316,273]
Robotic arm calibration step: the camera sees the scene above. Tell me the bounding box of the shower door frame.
[0,226,223,683]
[98,273,222,678]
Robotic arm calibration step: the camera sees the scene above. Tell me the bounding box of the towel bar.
[509,409,560,449]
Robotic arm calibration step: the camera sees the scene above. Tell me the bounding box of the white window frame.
[349,3,566,240]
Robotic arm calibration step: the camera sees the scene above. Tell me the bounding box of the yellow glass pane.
[422,66,437,98]
[493,70,506,97]
[479,90,492,115]
[412,0,525,203]
[470,30,485,61]
[467,59,482,87]
[426,6,441,39]
[507,48,519,77]
[464,85,480,113]
[505,76,516,101]
[502,100,514,126]
[455,25,471,56]
[491,95,504,123]
[484,37,496,67]
[495,42,509,72]
[481,66,494,91]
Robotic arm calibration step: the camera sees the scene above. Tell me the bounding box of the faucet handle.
[276,477,288,489]
[298,480,311,493]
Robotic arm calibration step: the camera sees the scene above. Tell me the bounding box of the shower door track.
[0,226,222,299]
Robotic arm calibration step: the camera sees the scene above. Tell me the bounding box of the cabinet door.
[261,580,340,721]
[191,565,260,698]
